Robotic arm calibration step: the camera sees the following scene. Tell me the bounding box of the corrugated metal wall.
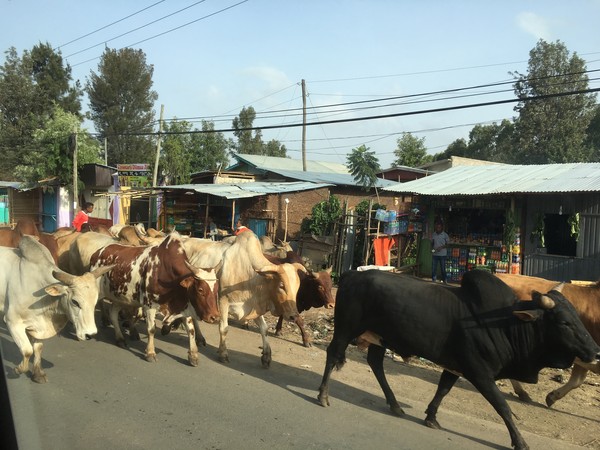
[523,193,600,281]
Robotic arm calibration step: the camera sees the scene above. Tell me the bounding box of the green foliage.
[232,106,287,156]
[530,212,546,247]
[512,39,596,164]
[86,47,158,166]
[15,106,101,188]
[0,45,83,180]
[189,120,230,171]
[392,132,432,167]
[346,144,381,190]
[568,213,580,241]
[302,195,342,236]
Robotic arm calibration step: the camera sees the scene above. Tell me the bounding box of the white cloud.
[516,11,552,41]
[241,66,292,91]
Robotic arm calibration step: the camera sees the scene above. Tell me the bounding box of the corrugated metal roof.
[228,153,350,174]
[0,181,22,189]
[160,181,333,199]
[383,163,600,196]
[261,168,397,188]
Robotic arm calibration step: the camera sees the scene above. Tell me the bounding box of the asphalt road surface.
[0,314,588,450]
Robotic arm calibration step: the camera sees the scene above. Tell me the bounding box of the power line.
[69,1,249,68]
[57,1,166,50]
[108,87,600,137]
[65,0,208,59]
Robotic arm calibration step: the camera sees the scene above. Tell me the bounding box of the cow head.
[256,263,301,321]
[298,267,335,312]
[513,285,600,368]
[49,269,108,341]
[181,261,220,324]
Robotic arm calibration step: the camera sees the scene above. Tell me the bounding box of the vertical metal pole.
[72,129,78,222]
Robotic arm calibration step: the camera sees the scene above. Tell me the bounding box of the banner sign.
[117,164,152,188]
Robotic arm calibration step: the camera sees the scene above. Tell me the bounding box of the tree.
[30,42,82,117]
[232,106,263,155]
[512,40,596,163]
[86,48,158,166]
[346,144,381,190]
[160,120,193,185]
[392,132,432,167]
[189,120,230,172]
[231,106,287,157]
[585,104,600,161]
[15,106,101,188]
[0,45,82,180]
[432,138,468,161]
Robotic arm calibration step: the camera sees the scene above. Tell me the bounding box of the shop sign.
[117,164,152,188]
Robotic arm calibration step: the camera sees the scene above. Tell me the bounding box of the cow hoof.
[188,353,199,367]
[160,324,172,336]
[32,373,48,384]
[145,353,157,363]
[390,404,405,417]
[116,340,128,349]
[218,354,230,363]
[545,392,557,408]
[317,393,330,407]
[424,416,441,429]
[261,358,271,369]
[302,341,312,348]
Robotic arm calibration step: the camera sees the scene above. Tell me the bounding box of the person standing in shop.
[431,220,449,283]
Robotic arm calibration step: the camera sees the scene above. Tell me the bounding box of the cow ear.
[45,284,67,297]
[255,269,277,280]
[180,276,194,289]
[513,310,544,322]
[325,266,333,274]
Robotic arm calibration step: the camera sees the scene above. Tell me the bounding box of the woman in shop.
[431,220,449,283]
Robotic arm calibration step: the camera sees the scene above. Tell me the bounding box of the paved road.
[0,315,587,450]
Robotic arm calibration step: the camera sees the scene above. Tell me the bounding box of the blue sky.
[2,0,600,168]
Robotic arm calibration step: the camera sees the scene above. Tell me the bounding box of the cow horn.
[256,264,281,275]
[539,294,556,309]
[52,270,76,286]
[552,282,564,293]
[90,264,116,279]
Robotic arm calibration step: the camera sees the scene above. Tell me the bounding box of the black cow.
[317,269,600,450]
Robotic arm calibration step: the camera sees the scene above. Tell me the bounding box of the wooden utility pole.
[153,104,165,187]
[149,104,165,229]
[72,129,78,221]
[301,79,307,171]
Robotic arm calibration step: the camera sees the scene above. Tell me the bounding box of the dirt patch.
[263,306,600,449]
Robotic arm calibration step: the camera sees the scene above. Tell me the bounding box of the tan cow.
[217,230,304,368]
[495,273,600,406]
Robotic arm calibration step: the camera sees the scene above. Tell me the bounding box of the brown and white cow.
[0,236,112,383]
[90,231,220,366]
[496,272,600,406]
[217,230,304,368]
[264,251,335,347]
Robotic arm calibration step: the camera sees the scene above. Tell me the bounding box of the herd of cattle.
[0,219,599,450]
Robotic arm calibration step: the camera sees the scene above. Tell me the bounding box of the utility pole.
[104,137,108,166]
[72,129,78,222]
[153,104,165,187]
[151,104,165,229]
[301,79,307,171]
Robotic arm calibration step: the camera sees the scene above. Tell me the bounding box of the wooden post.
[72,129,78,222]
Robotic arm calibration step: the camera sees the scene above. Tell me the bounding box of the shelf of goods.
[376,206,424,236]
[445,242,510,283]
[164,199,204,236]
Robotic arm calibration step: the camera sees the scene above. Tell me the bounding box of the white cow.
[0,236,112,383]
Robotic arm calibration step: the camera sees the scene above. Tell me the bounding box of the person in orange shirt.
[73,202,94,231]
[234,217,250,236]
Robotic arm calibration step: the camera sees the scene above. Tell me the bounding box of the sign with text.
[117,164,152,188]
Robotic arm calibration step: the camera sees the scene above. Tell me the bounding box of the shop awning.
[160,181,333,199]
